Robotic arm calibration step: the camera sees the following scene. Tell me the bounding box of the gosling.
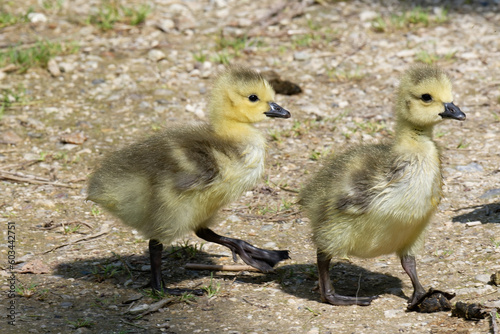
[88,67,291,293]
[299,65,465,308]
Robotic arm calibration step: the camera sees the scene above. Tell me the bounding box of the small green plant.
[87,1,150,30]
[53,151,69,162]
[310,150,321,161]
[304,305,321,317]
[202,273,221,298]
[142,287,167,300]
[490,110,500,122]
[371,16,387,33]
[63,224,81,234]
[168,240,203,260]
[193,51,207,63]
[16,282,37,298]
[492,238,500,248]
[416,50,438,64]
[123,4,150,26]
[210,51,231,65]
[67,318,94,329]
[42,0,65,11]
[268,129,283,143]
[179,292,196,304]
[0,8,32,28]
[257,204,278,215]
[292,34,313,48]
[0,85,26,118]
[457,139,470,149]
[327,67,365,82]
[35,288,50,301]
[373,6,447,33]
[435,130,447,138]
[91,263,121,282]
[406,7,429,25]
[0,40,79,72]
[281,198,293,211]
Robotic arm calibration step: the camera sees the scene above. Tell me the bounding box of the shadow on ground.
[53,248,405,303]
[452,202,500,224]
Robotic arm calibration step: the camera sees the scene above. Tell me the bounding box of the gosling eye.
[248,94,259,102]
[421,94,433,103]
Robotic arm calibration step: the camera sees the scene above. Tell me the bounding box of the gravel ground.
[1,1,499,333]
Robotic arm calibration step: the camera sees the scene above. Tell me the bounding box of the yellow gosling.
[88,66,291,293]
[299,65,465,308]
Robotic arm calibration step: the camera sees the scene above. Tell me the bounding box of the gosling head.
[208,66,290,125]
[396,65,465,129]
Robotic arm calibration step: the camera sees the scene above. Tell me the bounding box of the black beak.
[439,102,466,121]
[264,102,291,119]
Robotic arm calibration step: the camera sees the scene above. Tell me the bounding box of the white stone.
[359,11,378,21]
[128,304,150,314]
[474,274,491,283]
[28,13,47,23]
[148,49,166,62]
[384,309,404,318]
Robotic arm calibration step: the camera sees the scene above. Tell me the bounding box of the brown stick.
[39,224,111,254]
[491,311,499,334]
[0,170,78,188]
[185,263,260,272]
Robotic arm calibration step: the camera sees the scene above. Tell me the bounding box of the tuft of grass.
[193,51,207,63]
[168,240,203,260]
[67,318,94,329]
[91,205,101,217]
[0,40,79,73]
[179,292,196,304]
[87,1,150,30]
[372,6,448,33]
[210,51,231,65]
[416,50,439,64]
[211,32,264,63]
[327,67,365,82]
[41,0,65,11]
[456,139,470,149]
[415,50,455,65]
[142,287,167,300]
[63,224,81,234]
[281,198,293,211]
[202,273,221,298]
[310,146,332,161]
[16,282,37,298]
[0,85,26,118]
[490,110,500,122]
[406,6,429,25]
[91,263,121,282]
[0,8,32,28]
[492,238,500,248]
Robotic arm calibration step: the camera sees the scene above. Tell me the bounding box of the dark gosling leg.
[400,254,426,308]
[317,250,374,306]
[195,228,289,273]
[148,239,204,296]
[149,239,164,293]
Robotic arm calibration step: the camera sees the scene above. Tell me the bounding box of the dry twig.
[40,224,111,254]
[185,263,260,272]
[0,170,78,188]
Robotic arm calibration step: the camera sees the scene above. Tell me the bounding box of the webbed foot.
[321,292,376,306]
[195,228,290,272]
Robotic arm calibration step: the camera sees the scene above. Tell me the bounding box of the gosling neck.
[210,117,264,145]
[395,117,434,144]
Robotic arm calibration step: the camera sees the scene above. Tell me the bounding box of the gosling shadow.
[53,244,229,290]
[225,262,405,303]
[452,202,500,224]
